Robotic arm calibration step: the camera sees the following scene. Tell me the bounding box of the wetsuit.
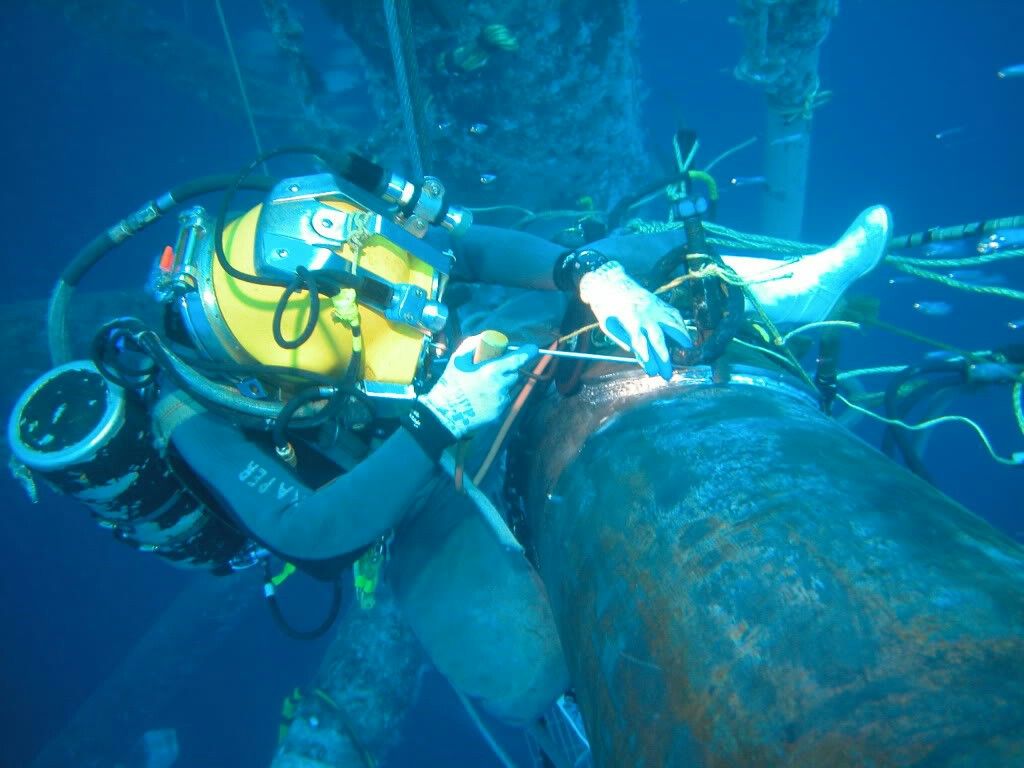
[164,225,683,722]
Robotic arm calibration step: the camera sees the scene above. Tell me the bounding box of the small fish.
[913,301,953,316]
[730,175,768,187]
[769,132,806,146]
[468,122,489,136]
[1009,318,1024,331]
[887,275,916,286]
[946,269,1007,286]
[437,120,454,135]
[997,63,1024,79]
[976,235,1002,254]
[479,173,498,185]
[934,126,966,142]
[978,228,1024,252]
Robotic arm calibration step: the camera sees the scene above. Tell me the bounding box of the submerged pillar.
[520,365,1024,766]
[320,0,652,212]
[733,0,838,239]
[272,586,427,768]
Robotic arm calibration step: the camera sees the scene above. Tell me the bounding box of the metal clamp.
[387,284,449,333]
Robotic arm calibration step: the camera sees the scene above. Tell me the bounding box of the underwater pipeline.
[519,361,1024,766]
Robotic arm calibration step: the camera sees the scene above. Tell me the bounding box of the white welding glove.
[419,334,538,439]
[579,261,692,380]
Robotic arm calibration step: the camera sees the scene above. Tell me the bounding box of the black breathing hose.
[273,386,330,451]
[263,559,344,641]
[48,174,277,366]
[49,146,391,365]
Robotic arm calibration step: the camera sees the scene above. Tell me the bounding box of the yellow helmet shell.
[214,200,436,386]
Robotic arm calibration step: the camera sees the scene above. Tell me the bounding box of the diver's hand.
[419,334,538,439]
[579,260,692,380]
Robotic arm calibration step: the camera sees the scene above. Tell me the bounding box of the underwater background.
[1,1,1021,766]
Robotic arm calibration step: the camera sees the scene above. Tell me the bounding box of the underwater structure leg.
[732,1,838,239]
[522,370,1024,766]
[272,585,428,768]
[322,0,652,212]
[761,111,812,240]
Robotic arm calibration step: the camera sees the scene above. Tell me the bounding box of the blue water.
[2,2,1022,766]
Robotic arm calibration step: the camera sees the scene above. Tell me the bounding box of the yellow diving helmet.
[156,173,464,400]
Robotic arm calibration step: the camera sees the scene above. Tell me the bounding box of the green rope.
[885,247,1024,269]
[731,337,806,376]
[887,260,1024,302]
[837,365,909,381]
[705,222,822,256]
[782,320,861,344]
[624,218,822,258]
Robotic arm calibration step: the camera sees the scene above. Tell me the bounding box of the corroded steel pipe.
[521,366,1024,766]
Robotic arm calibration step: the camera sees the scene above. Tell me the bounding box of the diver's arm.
[451,224,689,287]
[170,413,437,561]
[167,335,535,561]
[581,229,688,275]
[451,225,564,288]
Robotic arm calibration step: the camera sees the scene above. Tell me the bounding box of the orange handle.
[472,330,509,364]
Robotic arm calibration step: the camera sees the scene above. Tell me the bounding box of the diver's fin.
[721,205,892,325]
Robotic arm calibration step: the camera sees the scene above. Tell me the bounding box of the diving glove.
[579,260,692,380]
[419,334,537,439]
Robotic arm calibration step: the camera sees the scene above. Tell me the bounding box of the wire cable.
[835,392,1023,467]
[214,0,268,175]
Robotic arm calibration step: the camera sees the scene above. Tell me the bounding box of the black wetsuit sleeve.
[451,225,565,288]
[449,225,689,288]
[581,229,689,275]
[170,414,437,561]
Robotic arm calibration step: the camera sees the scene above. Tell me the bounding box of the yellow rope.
[731,337,807,376]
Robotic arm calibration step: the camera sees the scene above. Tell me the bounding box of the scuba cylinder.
[7,361,252,573]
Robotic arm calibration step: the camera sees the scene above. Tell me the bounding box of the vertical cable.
[382,0,424,179]
[214,0,269,175]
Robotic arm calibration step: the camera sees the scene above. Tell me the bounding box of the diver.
[8,150,892,728]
